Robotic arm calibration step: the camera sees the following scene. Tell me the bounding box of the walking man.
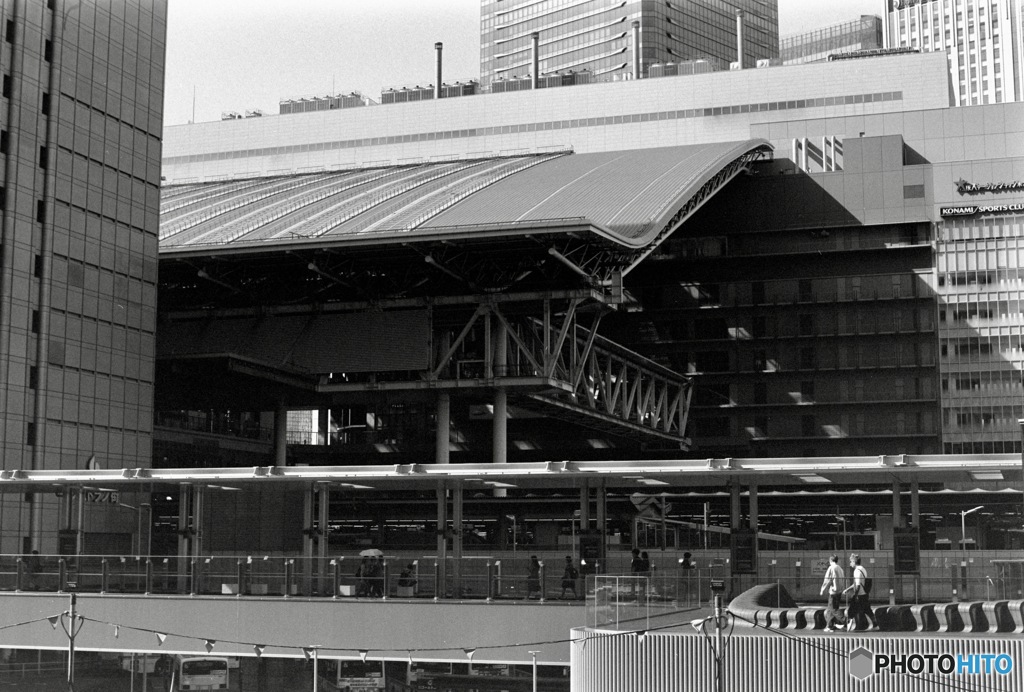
[843,553,879,631]
[819,554,846,632]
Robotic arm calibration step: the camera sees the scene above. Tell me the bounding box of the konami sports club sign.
[941,203,1024,218]
[941,178,1024,217]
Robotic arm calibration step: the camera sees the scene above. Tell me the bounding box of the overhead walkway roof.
[159,140,773,257]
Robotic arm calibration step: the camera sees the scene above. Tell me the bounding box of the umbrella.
[359,548,384,557]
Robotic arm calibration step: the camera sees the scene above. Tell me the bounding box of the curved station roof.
[159,140,773,256]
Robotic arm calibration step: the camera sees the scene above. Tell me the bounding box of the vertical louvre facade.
[0,0,166,550]
[780,15,884,65]
[479,0,779,88]
[936,214,1024,453]
[884,0,1024,105]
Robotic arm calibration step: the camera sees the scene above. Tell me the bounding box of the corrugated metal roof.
[158,140,770,254]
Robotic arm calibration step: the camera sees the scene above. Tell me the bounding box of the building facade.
[479,0,779,88]
[0,0,167,552]
[883,0,1024,105]
[780,15,883,64]
[157,52,1024,461]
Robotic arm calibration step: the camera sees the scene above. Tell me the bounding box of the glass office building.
[0,0,167,550]
[884,0,1024,105]
[479,0,779,87]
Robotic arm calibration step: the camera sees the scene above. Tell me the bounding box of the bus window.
[175,655,229,690]
[320,658,386,692]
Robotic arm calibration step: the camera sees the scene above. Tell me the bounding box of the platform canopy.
[158,141,772,310]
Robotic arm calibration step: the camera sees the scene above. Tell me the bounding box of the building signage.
[891,0,927,10]
[956,179,1024,195]
[941,203,1024,218]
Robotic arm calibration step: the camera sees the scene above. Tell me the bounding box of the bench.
[782,608,806,629]
[935,603,964,633]
[909,604,937,632]
[801,608,826,630]
[981,601,1007,633]
[1006,600,1024,634]
[957,602,986,632]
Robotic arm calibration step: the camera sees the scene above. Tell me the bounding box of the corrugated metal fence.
[572,628,1024,692]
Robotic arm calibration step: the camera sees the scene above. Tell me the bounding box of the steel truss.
[422,298,691,444]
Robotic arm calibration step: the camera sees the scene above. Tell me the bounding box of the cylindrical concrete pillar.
[274,400,288,467]
[892,479,903,529]
[730,483,742,531]
[748,483,758,532]
[435,42,443,99]
[435,391,450,464]
[631,21,641,79]
[531,33,540,89]
[735,10,744,69]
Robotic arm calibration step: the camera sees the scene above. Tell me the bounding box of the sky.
[163,1,884,126]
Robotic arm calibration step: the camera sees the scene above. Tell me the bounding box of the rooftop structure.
[780,14,884,65]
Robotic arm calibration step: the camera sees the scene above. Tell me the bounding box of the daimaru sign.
[941,203,1024,218]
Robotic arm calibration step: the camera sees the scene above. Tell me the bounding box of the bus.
[172,655,230,691]
[319,658,386,692]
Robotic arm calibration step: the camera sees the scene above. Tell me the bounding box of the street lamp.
[571,509,581,562]
[506,515,516,566]
[528,651,540,692]
[960,505,983,553]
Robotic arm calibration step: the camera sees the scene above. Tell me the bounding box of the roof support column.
[318,483,329,595]
[318,408,331,446]
[176,485,192,593]
[892,479,903,529]
[303,485,316,596]
[492,318,508,488]
[579,483,590,532]
[595,482,607,564]
[730,482,742,531]
[748,483,758,533]
[192,486,204,560]
[435,391,450,464]
[274,399,288,467]
[910,480,920,530]
[436,481,448,597]
[452,480,464,597]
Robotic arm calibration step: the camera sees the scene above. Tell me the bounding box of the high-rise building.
[479,0,779,88]
[0,0,167,551]
[883,0,1024,105]
[780,15,884,65]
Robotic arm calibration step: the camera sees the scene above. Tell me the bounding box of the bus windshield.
[182,658,228,676]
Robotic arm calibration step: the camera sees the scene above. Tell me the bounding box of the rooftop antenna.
[191,85,196,123]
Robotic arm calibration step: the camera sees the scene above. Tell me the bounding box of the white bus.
[173,655,230,691]
[319,658,386,692]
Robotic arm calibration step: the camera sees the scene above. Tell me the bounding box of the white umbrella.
[359,548,384,557]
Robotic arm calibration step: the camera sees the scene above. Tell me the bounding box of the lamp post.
[571,509,581,562]
[960,505,983,554]
[506,514,516,565]
[528,650,539,692]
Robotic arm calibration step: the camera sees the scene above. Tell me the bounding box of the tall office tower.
[0,0,166,550]
[780,15,883,65]
[883,0,1024,104]
[479,0,779,88]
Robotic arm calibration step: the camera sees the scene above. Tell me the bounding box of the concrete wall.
[161,52,951,183]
